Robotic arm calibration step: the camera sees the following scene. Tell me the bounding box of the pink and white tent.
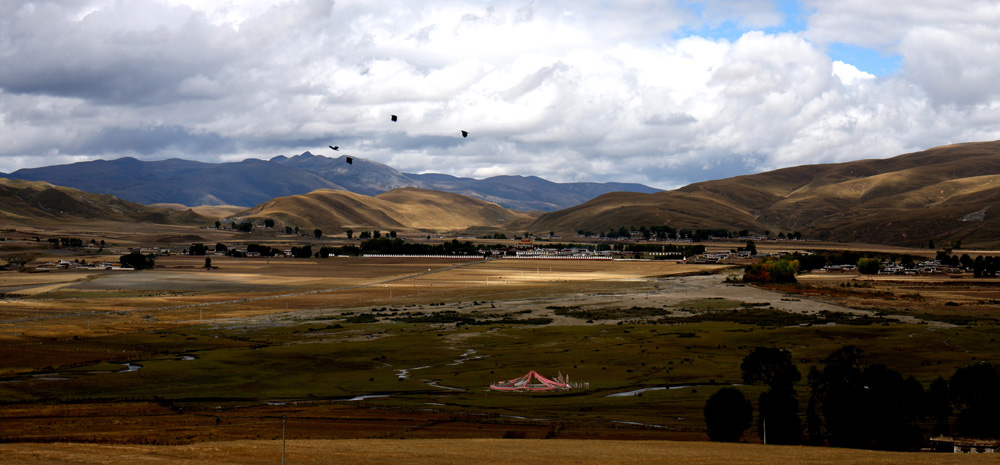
[489,370,571,391]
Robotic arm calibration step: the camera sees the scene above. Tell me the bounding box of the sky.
[1,0,999,190]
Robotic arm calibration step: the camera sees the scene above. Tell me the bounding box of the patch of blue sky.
[826,42,901,76]
[674,1,900,77]
[675,0,807,41]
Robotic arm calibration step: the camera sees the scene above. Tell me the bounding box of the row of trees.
[705,346,1000,449]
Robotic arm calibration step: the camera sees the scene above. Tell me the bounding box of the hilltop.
[232,187,537,234]
[529,140,1000,246]
[0,178,209,226]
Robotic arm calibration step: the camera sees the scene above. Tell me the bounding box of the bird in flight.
[461,130,468,138]
[346,156,353,165]
[329,145,339,151]
[391,115,398,122]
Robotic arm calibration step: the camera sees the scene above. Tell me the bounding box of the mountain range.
[4,140,1000,247]
[3,153,660,212]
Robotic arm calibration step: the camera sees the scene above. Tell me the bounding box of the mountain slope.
[7,157,344,207]
[405,172,661,212]
[0,178,209,225]
[5,153,660,211]
[529,140,1000,246]
[232,187,537,233]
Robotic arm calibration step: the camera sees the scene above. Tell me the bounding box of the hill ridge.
[529,140,1000,246]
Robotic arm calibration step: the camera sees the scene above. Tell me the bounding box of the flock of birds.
[328,115,468,165]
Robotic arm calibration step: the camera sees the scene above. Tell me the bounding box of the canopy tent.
[489,370,571,391]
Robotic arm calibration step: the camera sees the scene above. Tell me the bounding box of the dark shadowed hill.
[0,178,210,225]
[529,140,1000,247]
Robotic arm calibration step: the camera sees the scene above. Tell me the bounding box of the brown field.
[3,225,1000,463]
[4,438,999,465]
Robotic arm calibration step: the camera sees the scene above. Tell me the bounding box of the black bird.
[461,130,468,138]
[391,115,397,122]
[346,156,353,165]
[329,145,339,151]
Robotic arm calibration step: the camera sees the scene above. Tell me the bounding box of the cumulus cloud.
[0,0,999,191]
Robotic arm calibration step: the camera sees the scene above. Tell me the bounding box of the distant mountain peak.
[7,153,661,212]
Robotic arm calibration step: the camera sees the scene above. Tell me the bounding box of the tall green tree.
[857,257,881,275]
[704,388,753,442]
[741,347,802,444]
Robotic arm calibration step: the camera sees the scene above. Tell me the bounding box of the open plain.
[3,233,1000,463]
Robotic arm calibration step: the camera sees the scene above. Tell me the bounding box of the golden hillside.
[529,140,1000,246]
[233,187,538,233]
[0,178,209,225]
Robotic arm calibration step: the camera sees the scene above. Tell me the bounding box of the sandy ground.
[3,439,993,465]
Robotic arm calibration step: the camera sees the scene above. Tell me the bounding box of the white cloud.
[831,61,875,85]
[0,0,999,192]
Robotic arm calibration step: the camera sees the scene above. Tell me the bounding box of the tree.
[189,243,209,255]
[758,388,801,445]
[741,347,802,444]
[704,388,753,442]
[926,376,951,436]
[204,257,212,269]
[215,243,228,253]
[290,245,313,259]
[950,363,1000,438]
[807,346,925,451]
[120,252,155,270]
[264,218,275,228]
[857,257,881,275]
[741,347,801,390]
[314,229,322,239]
[214,221,221,229]
[346,229,353,239]
[743,258,799,284]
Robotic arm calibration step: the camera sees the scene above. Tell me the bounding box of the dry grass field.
[6,438,1000,465]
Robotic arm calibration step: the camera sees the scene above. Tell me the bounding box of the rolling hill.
[231,187,538,234]
[6,153,660,211]
[529,140,1000,246]
[0,178,209,225]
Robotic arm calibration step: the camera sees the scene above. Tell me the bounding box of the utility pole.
[282,416,286,465]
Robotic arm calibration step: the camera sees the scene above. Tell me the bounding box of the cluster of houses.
[685,250,786,264]
[508,247,613,260]
[930,436,1000,453]
[36,259,125,271]
[821,260,962,275]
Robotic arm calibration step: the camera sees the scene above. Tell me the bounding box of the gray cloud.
[0,0,999,192]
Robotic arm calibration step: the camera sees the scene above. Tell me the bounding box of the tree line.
[705,346,1000,449]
